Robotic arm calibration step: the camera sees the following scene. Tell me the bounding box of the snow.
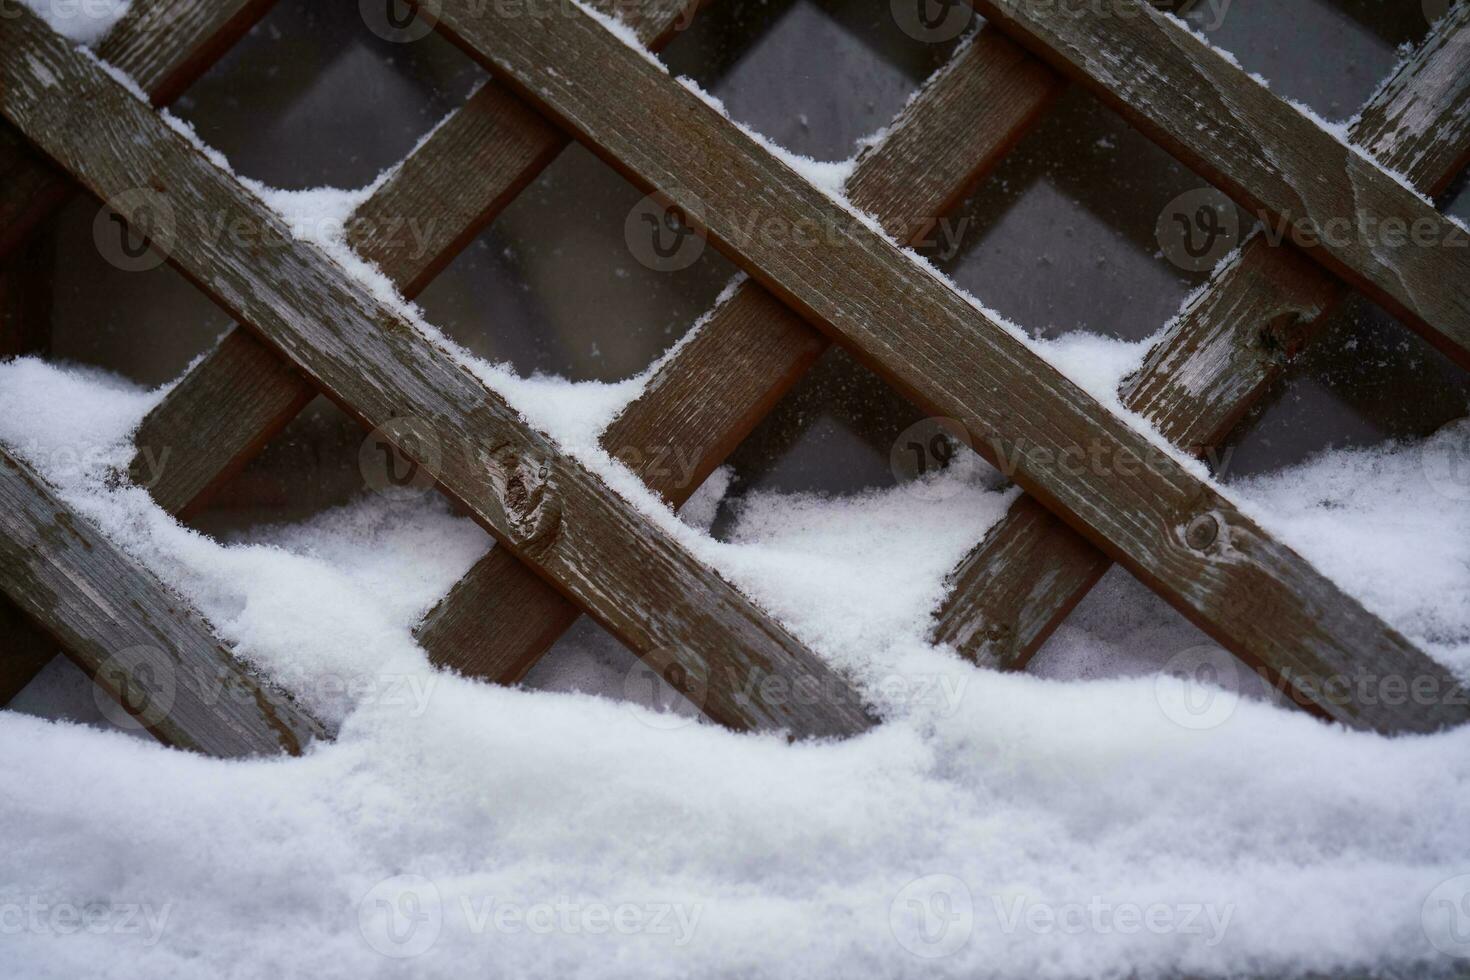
[18,0,130,45]
[5,335,1470,977]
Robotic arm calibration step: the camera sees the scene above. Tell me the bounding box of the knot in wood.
[1185,512,1220,552]
[485,444,561,554]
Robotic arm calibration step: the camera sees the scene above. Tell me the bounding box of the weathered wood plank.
[0,0,277,260]
[0,446,323,755]
[0,9,872,738]
[972,0,1470,369]
[935,6,1470,671]
[128,0,700,519]
[417,27,1064,682]
[422,0,1470,733]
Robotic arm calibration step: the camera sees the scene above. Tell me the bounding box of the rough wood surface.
[935,6,1470,673]
[973,0,1470,369]
[0,0,276,260]
[422,0,1470,733]
[0,9,872,738]
[128,0,698,519]
[416,27,1065,683]
[0,447,323,755]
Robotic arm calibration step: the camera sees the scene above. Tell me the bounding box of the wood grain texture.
[0,447,323,755]
[416,28,1064,685]
[936,7,1470,673]
[972,0,1470,369]
[0,0,276,261]
[128,0,698,520]
[424,0,1470,733]
[0,9,872,738]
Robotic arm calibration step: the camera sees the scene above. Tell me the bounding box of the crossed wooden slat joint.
[0,0,1467,757]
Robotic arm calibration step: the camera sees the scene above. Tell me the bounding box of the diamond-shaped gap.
[39,194,234,386]
[520,616,701,723]
[1184,0,1430,122]
[661,0,959,162]
[184,395,376,538]
[931,86,1240,342]
[170,0,484,189]
[413,142,739,382]
[694,345,1005,536]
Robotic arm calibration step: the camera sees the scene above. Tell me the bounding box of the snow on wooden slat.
[0,6,874,738]
[416,27,1065,686]
[126,0,697,519]
[935,4,1470,672]
[973,0,1470,368]
[0,446,326,755]
[424,0,1469,733]
[0,0,278,260]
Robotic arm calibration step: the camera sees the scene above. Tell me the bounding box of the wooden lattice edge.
[0,0,279,708]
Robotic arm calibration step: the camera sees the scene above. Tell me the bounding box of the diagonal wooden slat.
[0,7,873,738]
[0,446,324,755]
[0,0,278,260]
[972,0,1470,369]
[127,0,700,518]
[934,4,1470,672]
[416,27,1066,683]
[0,0,704,704]
[420,0,1469,733]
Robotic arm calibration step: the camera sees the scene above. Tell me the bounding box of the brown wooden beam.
[0,446,324,755]
[0,0,279,261]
